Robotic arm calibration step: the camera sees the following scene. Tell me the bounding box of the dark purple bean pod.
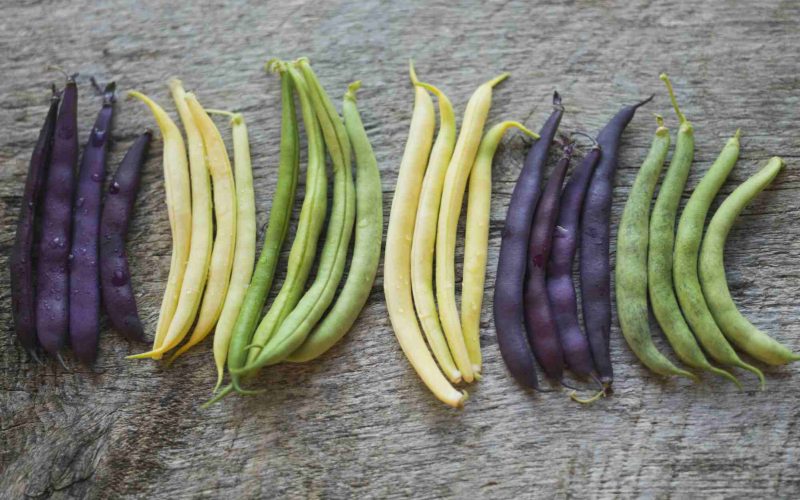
[69,82,116,364]
[36,76,79,357]
[100,130,151,342]
[579,96,652,387]
[493,92,564,390]
[10,89,60,357]
[524,142,574,383]
[546,144,601,380]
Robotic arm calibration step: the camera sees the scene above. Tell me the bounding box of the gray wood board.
[2,0,799,498]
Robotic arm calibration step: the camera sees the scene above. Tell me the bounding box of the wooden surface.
[2,0,799,498]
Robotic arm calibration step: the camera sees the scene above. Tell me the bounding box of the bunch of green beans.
[208,58,382,404]
[616,73,796,389]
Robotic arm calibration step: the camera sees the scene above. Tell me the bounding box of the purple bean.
[524,142,574,383]
[100,130,151,343]
[579,96,651,386]
[547,144,601,380]
[36,76,78,356]
[69,82,115,363]
[493,92,564,390]
[10,89,60,356]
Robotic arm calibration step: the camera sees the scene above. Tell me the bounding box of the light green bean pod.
[645,77,699,381]
[652,74,763,385]
[235,60,356,373]
[408,81,460,383]
[221,63,300,393]
[287,81,383,363]
[618,116,693,379]
[700,157,799,365]
[243,64,328,367]
[670,130,745,386]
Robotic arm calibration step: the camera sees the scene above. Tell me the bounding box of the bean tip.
[345,80,362,101]
[485,72,510,88]
[408,59,420,85]
[552,90,563,109]
[265,58,284,74]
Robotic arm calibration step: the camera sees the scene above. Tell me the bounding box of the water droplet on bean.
[75,197,85,208]
[111,269,128,286]
[109,182,120,194]
[91,129,107,146]
[91,172,102,182]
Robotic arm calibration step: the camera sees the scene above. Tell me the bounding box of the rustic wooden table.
[2,0,799,498]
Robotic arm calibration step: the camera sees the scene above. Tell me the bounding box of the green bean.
[236,63,327,381]
[287,81,382,362]
[408,80,460,383]
[651,74,763,385]
[618,116,693,379]
[221,62,300,392]
[700,157,799,365]
[233,59,356,373]
[670,129,744,386]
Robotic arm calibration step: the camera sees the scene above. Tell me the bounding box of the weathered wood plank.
[1,0,799,498]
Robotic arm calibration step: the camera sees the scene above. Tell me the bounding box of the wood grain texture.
[2,0,799,498]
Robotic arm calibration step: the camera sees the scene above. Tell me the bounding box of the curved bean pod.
[128,81,213,360]
[127,90,192,357]
[494,92,563,391]
[437,72,509,383]
[234,60,356,372]
[288,81,383,363]
[547,143,600,380]
[170,111,256,363]
[37,77,78,357]
[221,64,299,391]
[672,129,744,385]
[11,90,59,356]
[650,74,761,383]
[524,142,574,383]
[239,66,326,371]
[700,157,798,365]
[581,94,652,386]
[408,80,460,382]
[210,63,327,402]
[618,117,696,380]
[463,121,538,378]
[179,94,238,352]
[384,61,466,408]
[100,130,151,343]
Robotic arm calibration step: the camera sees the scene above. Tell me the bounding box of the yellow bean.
[126,91,191,358]
[435,72,508,383]
[384,61,466,408]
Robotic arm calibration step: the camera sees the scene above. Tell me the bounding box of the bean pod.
[100,130,152,342]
